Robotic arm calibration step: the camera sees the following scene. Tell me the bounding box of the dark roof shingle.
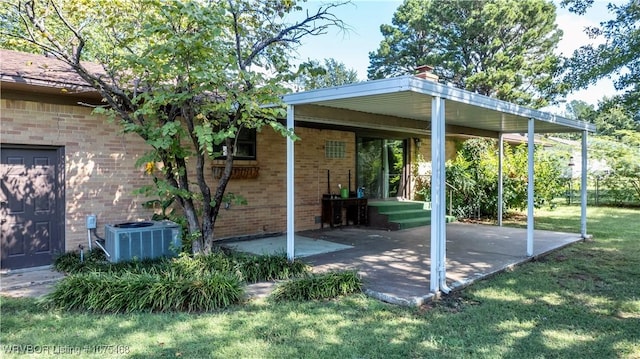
[1,49,103,91]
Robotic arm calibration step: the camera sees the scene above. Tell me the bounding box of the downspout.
[439,111,452,294]
[439,100,451,294]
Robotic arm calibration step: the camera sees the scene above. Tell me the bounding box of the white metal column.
[527,119,535,257]
[286,105,295,261]
[581,130,588,238]
[498,133,504,227]
[430,96,449,294]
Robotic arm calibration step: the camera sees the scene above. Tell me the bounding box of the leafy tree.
[293,58,359,91]
[2,0,345,253]
[368,0,563,108]
[562,100,638,138]
[589,132,640,204]
[564,100,597,123]
[561,0,640,117]
[594,103,640,137]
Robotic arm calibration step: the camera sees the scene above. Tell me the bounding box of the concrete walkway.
[0,266,64,298]
[1,223,584,305]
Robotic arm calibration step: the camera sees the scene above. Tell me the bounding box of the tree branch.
[241,2,348,69]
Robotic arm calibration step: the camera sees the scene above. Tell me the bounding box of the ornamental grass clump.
[271,270,362,302]
[53,250,169,275]
[53,249,309,283]
[48,249,310,312]
[44,270,243,313]
[231,252,310,283]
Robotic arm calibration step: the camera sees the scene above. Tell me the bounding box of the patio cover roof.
[282,75,591,296]
[283,75,595,135]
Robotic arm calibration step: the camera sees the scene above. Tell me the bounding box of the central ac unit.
[104,220,181,263]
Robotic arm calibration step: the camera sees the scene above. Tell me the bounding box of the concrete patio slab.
[226,234,353,258]
[298,223,584,306]
[1,223,584,305]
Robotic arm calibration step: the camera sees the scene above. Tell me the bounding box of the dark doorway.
[356,138,407,199]
[1,146,64,269]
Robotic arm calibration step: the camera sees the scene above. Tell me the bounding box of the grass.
[1,205,639,358]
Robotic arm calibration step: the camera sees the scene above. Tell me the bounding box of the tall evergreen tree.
[368,0,563,108]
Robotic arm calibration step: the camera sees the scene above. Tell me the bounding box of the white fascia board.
[282,76,415,105]
[406,77,596,133]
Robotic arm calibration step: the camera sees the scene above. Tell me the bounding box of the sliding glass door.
[356,137,406,199]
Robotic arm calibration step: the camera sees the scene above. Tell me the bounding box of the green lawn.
[2,205,639,358]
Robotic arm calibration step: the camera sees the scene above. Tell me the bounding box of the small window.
[325,141,345,159]
[216,128,257,160]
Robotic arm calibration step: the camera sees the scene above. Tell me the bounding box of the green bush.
[44,271,243,313]
[416,138,567,219]
[271,271,362,302]
[168,252,309,283]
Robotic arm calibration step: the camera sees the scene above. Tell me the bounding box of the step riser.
[397,220,431,230]
[373,204,425,213]
[385,211,431,221]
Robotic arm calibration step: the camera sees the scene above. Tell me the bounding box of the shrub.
[44,271,243,313]
[49,249,310,312]
[230,252,310,283]
[416,138,567,219]
[271,271,362,302]
[53,250,168,275]
[53,249,309,282]
[168,252,309,282]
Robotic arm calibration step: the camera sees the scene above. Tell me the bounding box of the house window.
[325,141,345,159]
[217,128,257,160]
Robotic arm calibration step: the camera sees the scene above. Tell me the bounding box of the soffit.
[283,76,595,134]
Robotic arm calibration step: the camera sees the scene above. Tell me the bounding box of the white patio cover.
[282,76,594,294]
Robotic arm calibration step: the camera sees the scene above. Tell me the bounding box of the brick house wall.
[1,95,359,249]
[213,127,355,238]
[1,98,152,251]
[0,50,462,258]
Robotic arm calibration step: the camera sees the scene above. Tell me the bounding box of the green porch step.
[383,209,431,221]
[368,201,455,230]
[392,215,457,230]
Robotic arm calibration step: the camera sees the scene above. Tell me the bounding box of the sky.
[291,0,621,114]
